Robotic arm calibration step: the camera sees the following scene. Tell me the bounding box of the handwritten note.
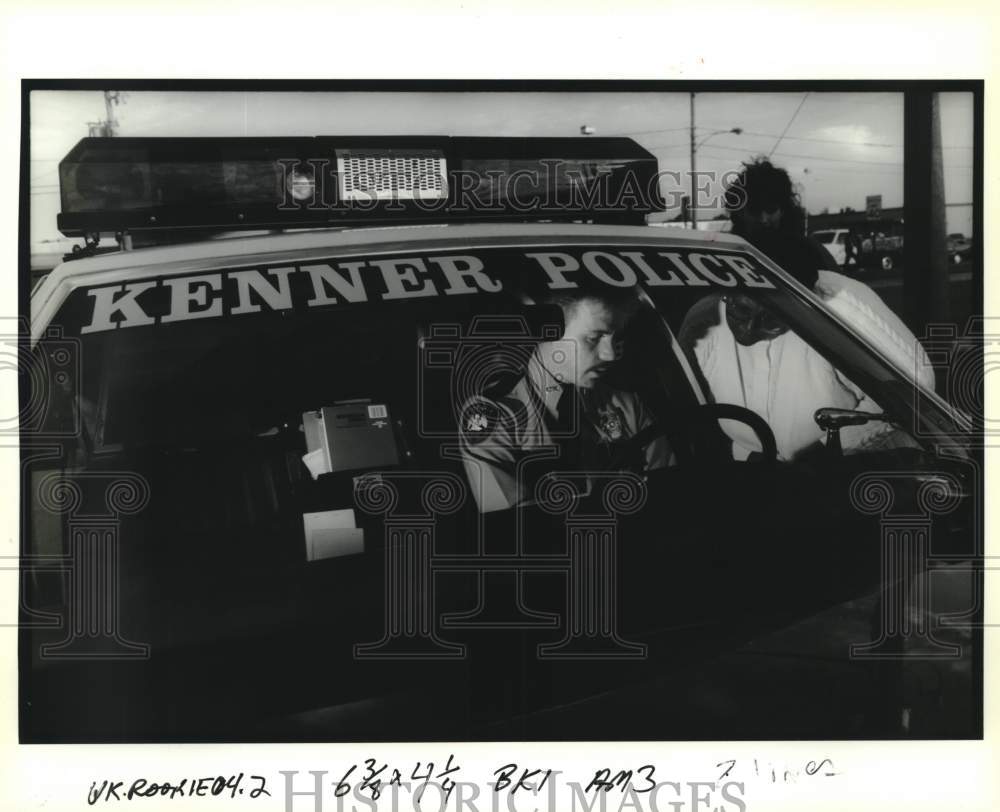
[86,754,839,808]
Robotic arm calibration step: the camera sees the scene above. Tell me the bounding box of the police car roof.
[31,222,750,344]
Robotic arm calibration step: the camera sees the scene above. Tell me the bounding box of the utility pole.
[103,91,120,136]
[688,92,742,230]
[903,90,950,332]
[689,92,697,229]
[88,90,123,137]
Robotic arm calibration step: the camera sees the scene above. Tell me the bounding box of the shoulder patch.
[460,398,501,444]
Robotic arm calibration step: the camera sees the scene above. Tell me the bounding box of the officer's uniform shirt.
[459,353,670,512]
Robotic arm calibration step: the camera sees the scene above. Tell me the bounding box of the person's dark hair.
[724,157,823,288]
[725,157,807,239]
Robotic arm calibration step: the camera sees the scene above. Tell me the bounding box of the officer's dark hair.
[543,283,642,324]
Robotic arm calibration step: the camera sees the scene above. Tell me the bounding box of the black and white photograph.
[2,5,997,806]
[18,81,984,748]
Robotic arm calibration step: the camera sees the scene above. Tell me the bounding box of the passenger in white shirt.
[679,271,934,462]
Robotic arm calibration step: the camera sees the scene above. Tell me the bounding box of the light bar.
[56,136,665,236]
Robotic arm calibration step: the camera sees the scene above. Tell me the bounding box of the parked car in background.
[858,219,905,272]
[811,228,850,267]
[947,232,973,265]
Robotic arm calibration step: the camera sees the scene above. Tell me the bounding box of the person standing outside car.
[678,158,935,462]
[849,231,865,272]
[843,229,858,272]
[724,159,933,391]
[726,158,841,277]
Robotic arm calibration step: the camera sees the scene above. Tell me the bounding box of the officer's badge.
[460,400,498,444]
[596,406,625,441]
[466,411,489,433]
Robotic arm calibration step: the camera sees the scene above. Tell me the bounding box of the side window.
[24,295,484,653]
[677,291,923,463]
[29,304,465,563]
[25,330,100,609]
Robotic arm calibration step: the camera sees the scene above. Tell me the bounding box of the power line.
[681,141,903,166]
[705,128,973,151]
[633,126,970,155]
[776,149,971,170]
[721,129,896,149]
[660,144,973,178]
[772,148,903,167]
[652,141,973,172]
[804,94,904,109]
[640,137,695,150]
[608,125,692,138]
[693,147,904,176]
[768,92,810,157]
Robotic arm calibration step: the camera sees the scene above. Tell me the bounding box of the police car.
[23,136,978,741]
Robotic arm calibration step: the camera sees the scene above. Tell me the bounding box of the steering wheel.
[688,403,778,463]
[606,403,779,471]
[606,421,671,473]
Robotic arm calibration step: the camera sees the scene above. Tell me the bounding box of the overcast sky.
[29,89,975,247]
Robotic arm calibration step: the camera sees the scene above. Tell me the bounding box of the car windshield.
[37,241,955,454]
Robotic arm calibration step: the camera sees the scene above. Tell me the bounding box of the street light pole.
[689,93,743,230]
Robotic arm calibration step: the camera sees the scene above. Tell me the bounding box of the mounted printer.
[301,399,401,480]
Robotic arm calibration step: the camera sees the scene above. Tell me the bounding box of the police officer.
[459,286,671,513]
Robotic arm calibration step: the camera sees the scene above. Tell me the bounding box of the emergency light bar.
[56,136,664,236]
